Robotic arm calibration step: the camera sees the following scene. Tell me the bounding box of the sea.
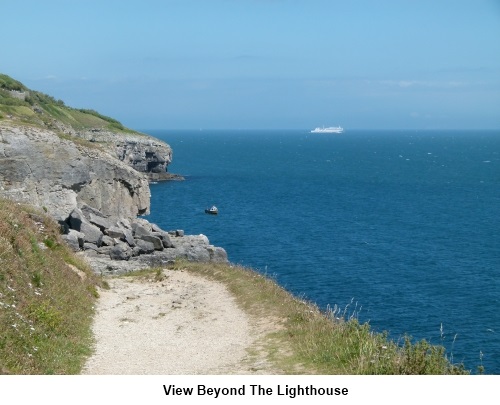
[143,129,499,374]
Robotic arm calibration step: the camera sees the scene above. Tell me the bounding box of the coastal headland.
[1,73,278,375]
[0,74,468,375]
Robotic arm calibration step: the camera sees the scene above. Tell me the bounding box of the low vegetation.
[0,73,131,133]
[0,197,100,374]
[168,260,468,375]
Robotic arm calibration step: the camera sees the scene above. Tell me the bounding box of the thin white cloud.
[380,80,468,89]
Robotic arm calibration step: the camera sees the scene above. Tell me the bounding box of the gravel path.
[82,269,277,374]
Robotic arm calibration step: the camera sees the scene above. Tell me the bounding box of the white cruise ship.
[310,126,344,134]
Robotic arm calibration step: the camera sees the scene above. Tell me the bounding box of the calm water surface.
[144,129,500,374]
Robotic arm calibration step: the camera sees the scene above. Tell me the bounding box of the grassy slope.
[167,261,468,375]
[0,198,100,374]
[0,73,134,133]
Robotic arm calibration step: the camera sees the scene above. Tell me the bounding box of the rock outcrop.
[61,206,228,274]
[49,122,180,181]
[0,122,227,270]
[0,123,150,222]
[78,128,179,181]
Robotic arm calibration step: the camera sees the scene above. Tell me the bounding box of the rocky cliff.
[0,74,227,270]
[0,123,150,221]
[51,123,180,182]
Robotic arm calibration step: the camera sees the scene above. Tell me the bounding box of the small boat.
[205,206,218,215]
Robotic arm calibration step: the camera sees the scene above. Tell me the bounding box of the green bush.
[0,74,26,91]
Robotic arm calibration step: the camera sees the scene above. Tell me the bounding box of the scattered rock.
[83,242,99,252]
[136,234,163,251]
[106,226,126,240]
[80,221,103,247]
[61,229,84,251]
[101,235,115,246]
[134,239,155,255]
[109,244,132,261]
[88,213,113,232]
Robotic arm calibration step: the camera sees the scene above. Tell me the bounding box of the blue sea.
[144,129,499,374]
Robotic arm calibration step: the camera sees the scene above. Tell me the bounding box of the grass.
[0,197,101,374]
[165,260,468,375]
[0,73,135,135]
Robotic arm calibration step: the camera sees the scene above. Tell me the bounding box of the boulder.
[137,234,163,250]
[117,218,132,229]
[83,242,99,252]
[101,235,115,246]
[123,228,136,247]
[87,213,113,232]
[97,246,113,255]
[61,229,84,251]
[134,239,155,254]
[109,244,132,261]
[152,231,174,248]
[80,221,103,247]
[131,218,153,232]
[68,207,103,246]
[151,223,163,233]
[131,246,142,257]
[132,223,152,238]
[209,246,229,263]
[106,226,126,240]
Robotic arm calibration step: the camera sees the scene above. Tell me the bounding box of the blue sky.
[1,0,499,129]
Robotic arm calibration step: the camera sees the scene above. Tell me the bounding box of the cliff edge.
[0,74,227,270]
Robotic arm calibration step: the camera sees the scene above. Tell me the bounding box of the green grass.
[0,198,100,374]
[166,260,468,375]
[0,73,136,135]
[0,74,27,92]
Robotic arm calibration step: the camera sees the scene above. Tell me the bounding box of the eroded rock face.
[0,124,150,222]
[75,129,174,180]
[0,123,227,270]
[116,139,171,175]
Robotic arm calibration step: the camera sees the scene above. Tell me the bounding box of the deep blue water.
[144,129,500,374]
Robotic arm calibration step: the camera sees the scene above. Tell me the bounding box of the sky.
[1,0,500,130]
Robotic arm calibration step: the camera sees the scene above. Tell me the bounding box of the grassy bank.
[168,261,468,375]
[0,198,100,374]
[0,73,133,133]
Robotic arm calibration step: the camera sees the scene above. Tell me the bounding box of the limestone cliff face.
[54,124,174,180]
[0,123,150,222]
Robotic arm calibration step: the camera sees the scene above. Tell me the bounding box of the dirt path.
[82,269,278,374]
